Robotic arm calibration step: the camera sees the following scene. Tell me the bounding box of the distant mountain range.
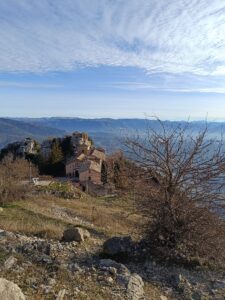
[1,117,225,152]
[0,118,65,149]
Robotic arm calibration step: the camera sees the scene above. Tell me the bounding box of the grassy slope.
[0,193,144,239]
[0,193,162,299]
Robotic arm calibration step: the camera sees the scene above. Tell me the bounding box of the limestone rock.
[0,278,25,300]
[117,273,144,300]
[62,227,90,242]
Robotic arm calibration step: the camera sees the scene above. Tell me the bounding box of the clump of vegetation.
[125,119,225,267]
[107,151,138,190]
[0,155,38,206]
[41,181,81,199]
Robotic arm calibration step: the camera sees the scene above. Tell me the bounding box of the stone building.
[66,153,86,179]
[65,145,106,187]
[79,160,102,184]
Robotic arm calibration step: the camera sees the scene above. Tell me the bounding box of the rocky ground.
[0,194,225,299]
[0,227,146,299]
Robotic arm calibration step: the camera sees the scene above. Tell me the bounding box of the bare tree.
[125,119,225,265]
[0,154,38,206]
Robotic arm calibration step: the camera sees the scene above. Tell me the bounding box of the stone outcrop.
[0,278,26,300]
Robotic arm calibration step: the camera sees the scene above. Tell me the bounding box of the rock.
[62,227,90,242]
[117,273,144,300]
[191,291,202,300]
[108,266,117,276]
[171,274,193,299]
[0,207,3,212]
[56,289,66,300]
[105,276,114,283]
[4,256,18,270]
[40,284,52,294]
[18,241,51,256]
[0,229,6,238]
[47,278,56,286]
[5,231,16,239]
[100,259,118,268]
[0,278,25,300]
[213,280,225,289]
[103,236,134,257]
[68,263,82,273]
[99,259,130,275]
[160,296,168,300]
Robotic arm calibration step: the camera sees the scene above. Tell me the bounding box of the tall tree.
[50,140,63,164]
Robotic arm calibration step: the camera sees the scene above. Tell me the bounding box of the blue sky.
[1,0,225,120]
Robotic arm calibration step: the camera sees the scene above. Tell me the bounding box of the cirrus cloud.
[0,0,225,75]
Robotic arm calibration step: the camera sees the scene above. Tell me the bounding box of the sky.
[1,0,225,120]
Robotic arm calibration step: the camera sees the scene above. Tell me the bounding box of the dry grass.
[30,193,145,238]
[0,203,66,239]
[0,191,145,240]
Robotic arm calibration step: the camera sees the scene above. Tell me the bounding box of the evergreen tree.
[50,141,63,164]
[49,141,64,176]
[101,161,108,184]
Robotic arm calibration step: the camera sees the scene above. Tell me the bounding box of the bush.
[125,119,225,267]
[42,181,81,199]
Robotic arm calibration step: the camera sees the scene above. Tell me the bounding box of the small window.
[88,176,91,181]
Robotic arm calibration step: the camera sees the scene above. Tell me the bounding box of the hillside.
[0,118,65,149]
[0,187,225,300]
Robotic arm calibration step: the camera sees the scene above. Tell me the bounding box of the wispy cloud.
[0,80,63,89]
[0,0,225,76]
[112,81,225,94]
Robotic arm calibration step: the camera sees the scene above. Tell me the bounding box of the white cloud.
[113,81,225,94]
[0,0,225,75]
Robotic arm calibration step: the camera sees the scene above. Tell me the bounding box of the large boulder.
[62,227,90,242]
[103,236,134,258]
[0,278,26,300]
